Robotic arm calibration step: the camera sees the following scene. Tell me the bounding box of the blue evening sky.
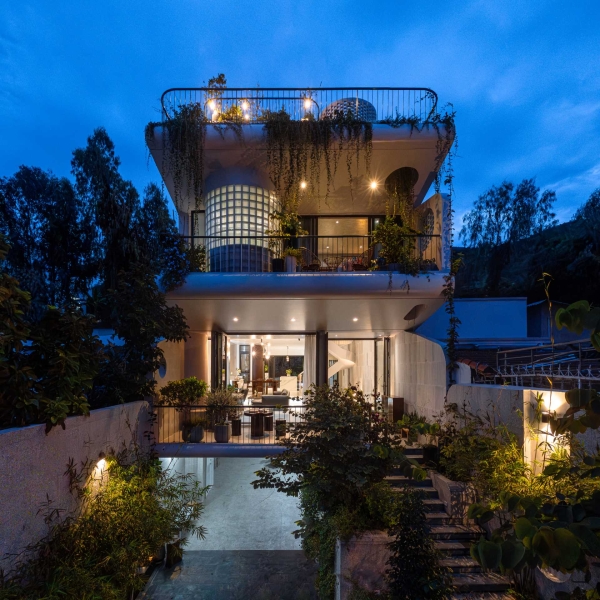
[1,0,599,226]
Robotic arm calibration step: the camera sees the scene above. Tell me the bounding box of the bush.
[158,377,208,407]
[0,448,208,599]
[385,488,453,600]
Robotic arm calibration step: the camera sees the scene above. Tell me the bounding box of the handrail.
[160,87,439,122]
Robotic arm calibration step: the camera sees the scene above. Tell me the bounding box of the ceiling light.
[359,245,363,248]
[266,334,272,339]
[251,335,256,339]
[304,98,312,110]
[370,180,378,190]
[300,181,307,189]
[233,317,239,322]
[335,220,339,224]
[291,318,296,322]
[353,318,358,322]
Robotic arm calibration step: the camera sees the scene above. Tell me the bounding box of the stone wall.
[0,401,151,570]
[390,331,447,420]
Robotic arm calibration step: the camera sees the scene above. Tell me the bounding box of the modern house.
[145,86,455,439]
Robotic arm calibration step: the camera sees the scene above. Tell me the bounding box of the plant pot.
[285,256,297,272]
[231,418,242,436]
[272,258,285,272]
[422,444,439,466]
[166,539,183,568]
[150,544,166,565]
[189,425,204,443]
[214,423,230,443]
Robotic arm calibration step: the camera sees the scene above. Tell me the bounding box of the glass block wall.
[205,184,280,272]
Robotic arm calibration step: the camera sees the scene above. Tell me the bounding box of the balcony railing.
[495,339,600,390]
[161,87,438,123]
[155,404,307,446]
[183,234,441,273]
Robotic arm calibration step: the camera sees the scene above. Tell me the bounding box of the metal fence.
[154,404,307,445]
[183,234,441,273]
[495,340,600,390]
[161,87,438,123]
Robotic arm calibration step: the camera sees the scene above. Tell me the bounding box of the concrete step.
[452,594,515,600]
[435,541,472,556]
[440,556,483,573]
[430,525,482,541]
[423,498,446,512]
[387,485,439,499]
[385,475,433,488]
[452,573,511,593]
[425,512,451,526]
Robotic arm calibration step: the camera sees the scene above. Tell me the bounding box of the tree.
[574,188,600,250]
[0,167,93,313]
[459,178,558,293]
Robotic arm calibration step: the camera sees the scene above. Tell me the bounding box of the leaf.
[553,528,580,571]
[478,540,502,570]
[515,517,536,541]
[501,539,526,570]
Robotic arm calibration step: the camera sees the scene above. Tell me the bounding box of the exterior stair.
[387,450,512,600]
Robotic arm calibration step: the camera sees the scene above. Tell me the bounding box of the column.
[316,330,329,386]
[184,331,210,384]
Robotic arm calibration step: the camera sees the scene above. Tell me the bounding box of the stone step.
[452,573,511,593]
[423,498,446,512]
[387,485,439,499]
[385,475,433,488]
[430,525,482,541]
[440,556,482,573]
[452,594,515,600]
[434,541,472,556]
[425,512,451,526]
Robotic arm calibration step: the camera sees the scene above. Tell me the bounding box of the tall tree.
[575,188,600,250]
[459,178,558,293]
[0,166,94,312]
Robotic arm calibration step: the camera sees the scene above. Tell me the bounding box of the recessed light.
[233,317,239,322]
[370,180,378,190]
[291,318,296,322]
[335,220,339,224]
[353,318,358,322]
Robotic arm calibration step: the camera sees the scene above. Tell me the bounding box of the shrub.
[158,377,208,407]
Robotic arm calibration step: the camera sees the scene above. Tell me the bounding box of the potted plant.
[371,217,416,272]
[182,416,207,443]
[206,388,234,442]
[158,377,208,408]
[286,368,292,376]
[282,247,303,273]
[228,406,242,437]
[415,421,441,466]
[267,209,307,272]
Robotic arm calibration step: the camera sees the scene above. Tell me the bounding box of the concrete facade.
[390,331,447,420]
[0,401,151,569]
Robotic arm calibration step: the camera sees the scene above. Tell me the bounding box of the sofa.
[253,390,293,406]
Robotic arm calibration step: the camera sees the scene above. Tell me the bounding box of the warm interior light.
[335,220,339,224]
[244,113,250,120]
[353,318,358,322]
[266,334,272,339]
[300,181,307,190]
[251,335,256,339]
[304,98,312,110]
[241,101,249,111]
[233,317,239,322]
[291,318,296,322]
[370,180,378,190]
[208,100,217,110]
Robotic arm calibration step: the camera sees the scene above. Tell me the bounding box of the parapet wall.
[0,401,151,570]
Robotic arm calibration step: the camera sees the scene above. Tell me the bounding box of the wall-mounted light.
[370,180,378,190]
[300,181,307,190]
[208,100,217,111]
[241,101,249,111]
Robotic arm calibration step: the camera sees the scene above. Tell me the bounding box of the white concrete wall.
[416,297,528,341]
[337,340,375,396]
[0,402,151,569]
[156,339,185,390]
[390,331,447,420]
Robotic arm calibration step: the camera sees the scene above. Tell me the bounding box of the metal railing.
[495,340,600,390]
[183,234,441,273]
[155,404,307,445]
[161,87,438,123]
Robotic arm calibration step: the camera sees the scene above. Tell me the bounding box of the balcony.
[161,87,438,123]
[183,234,442,274]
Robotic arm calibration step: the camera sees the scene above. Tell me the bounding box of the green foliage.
[206,387,236,425]
[0,235,104,430]
[555,300,600,351]
[0,448,208,599]
[371,217,419,273]
[385,487,453,600]
[187,244,206,272]
[442,255,462,382]
[158,377,208,407]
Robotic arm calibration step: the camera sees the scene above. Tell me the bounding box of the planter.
[214,423,230,443]
[422,444,439,466]
[231,418,242,436]
[150,543,166,565]
[285,256,297,272]
[166,539,183,568]
[275,419,287,439]
[189,425,204,443]
[272,258,285,272]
